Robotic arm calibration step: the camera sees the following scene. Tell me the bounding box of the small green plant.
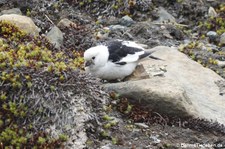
[0,20,85,148]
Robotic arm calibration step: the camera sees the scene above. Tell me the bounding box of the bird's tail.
[149,55,163,60]
[146,50,164,61]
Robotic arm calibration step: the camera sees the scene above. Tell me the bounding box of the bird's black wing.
[106,40,150,65]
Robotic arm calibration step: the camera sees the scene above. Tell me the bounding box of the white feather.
[119,51,145,63]
[84,41,149,80]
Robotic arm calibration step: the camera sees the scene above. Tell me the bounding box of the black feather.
[106,40,144,63]
[115,62,127,65]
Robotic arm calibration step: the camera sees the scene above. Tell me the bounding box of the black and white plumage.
[84,40,159,80]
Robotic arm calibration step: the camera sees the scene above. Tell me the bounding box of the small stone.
[150,135,161,144]
[154,7,176,23]
[0,0,7,4]
[57,18,77,28]
[95,27,110,40]
[1,8,22,15]
[217,60,225,68]
[208,6,218,18]
[119,15,135,27]
[134,123,149,129]
[206,31,217,37]
[46,26,63,49]
[220,32,225,45]
[108,25,127,31]
[207,31,218,43]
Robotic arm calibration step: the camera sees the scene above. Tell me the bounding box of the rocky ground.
[0,0,225,149]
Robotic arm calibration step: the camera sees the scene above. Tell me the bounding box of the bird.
[83,40,161,81]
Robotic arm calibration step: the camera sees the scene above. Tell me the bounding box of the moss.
[0,20,85,148]
[199,4,225,40]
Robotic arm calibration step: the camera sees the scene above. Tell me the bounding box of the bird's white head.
[84,45,109,70]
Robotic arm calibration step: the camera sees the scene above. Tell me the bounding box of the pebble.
[119,15,135,27]
[46,25,64,49]
[134,123,149,129]
[217,60,225,68]
[208,6,218,18]
[150,135,161,144]
[207,31,218,43]
[154,7,176,23]
[206,31,217,38]
[1,8,22,15]
[108,25,127,31]
[220,32,225,45]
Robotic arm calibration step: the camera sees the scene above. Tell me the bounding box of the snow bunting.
[84,40,160,80]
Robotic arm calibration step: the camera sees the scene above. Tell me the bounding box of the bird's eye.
[92,57,95,60]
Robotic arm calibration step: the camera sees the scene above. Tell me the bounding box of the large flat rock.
[103,46,225,125]
[103,77,197,118]
[143,46,225,124]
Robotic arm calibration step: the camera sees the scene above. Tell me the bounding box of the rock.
[208,6,218,18]
[103,46,225,125]
[104,16,119,25]
[108,25,127,31]
[135,123,149,129]
[207,31,218,43]
[57,18,77,28]
[142,46,225,125]
[0,0,6,4]
[1,8,22,15]
[46,25,63,49]
[103,77,197,118]
[217,60,225,68]
[220,32,225,45]
[95,27,110,40]
[0,14,39,36]
[150,135,161,144]
[206,31,217,37]
[154,7,176,23]
[119,15,135,27]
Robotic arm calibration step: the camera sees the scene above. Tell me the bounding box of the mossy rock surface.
[0,21,105,148]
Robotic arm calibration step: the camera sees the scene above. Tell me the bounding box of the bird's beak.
[85,60,94,67]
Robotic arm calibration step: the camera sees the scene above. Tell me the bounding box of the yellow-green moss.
[0,20,81,148]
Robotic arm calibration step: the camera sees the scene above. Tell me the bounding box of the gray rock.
[108,25,127,31]
[135,123,149,129]
[57,18,76,28]
[103,77,197,118]
[206,31,217,37]
[0,14,39,36]
[217,60,225,68]
[1,8,22,15]
[95,27,110,40]
[0,0,6,4]
[142,46,225,125]
[154,7,176,23]
[207,31,219,43]
[119,15,135,27]
[150,135,161,144]
[46,26,63,49]
[220,32,225,45]
[208,6,218,18]
[103,46,225,125]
